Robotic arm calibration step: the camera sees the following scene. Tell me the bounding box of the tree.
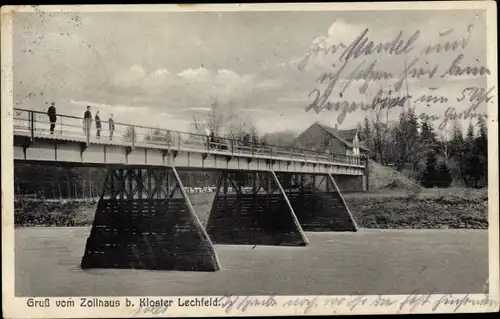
[475,115,488,186]
[419,119,437,152]
[361,116,372,146]
[420,151,439,188]
[448,120,465,158]
[191,98,261,144]
[250,126,260,144]
[192,98,225,136]
[436,162,452,187]
[462,123,482,188]
[361,88,395,165]
[436,132,450,161]
[393,107,420,171]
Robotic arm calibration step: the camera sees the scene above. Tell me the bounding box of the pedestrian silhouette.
[95,111,102,139]
[83,106,92,139]
[209,131,215,149]
[47,102,57,134]
[108,113,115,140]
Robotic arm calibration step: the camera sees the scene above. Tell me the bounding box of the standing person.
[209,131,216,149]
[95,110,102,139]
[242,133,251,148]
[108,113,115,140]
[83,106,92,139]
[46,102,57,134]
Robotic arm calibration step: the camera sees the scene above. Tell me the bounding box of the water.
[15,227,488,296]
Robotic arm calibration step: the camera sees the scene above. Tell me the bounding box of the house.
[293,122,370,157]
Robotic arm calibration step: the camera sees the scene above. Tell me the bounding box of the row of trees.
[15,166,106,199]
[358,107,488,188]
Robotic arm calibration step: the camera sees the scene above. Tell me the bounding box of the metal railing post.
[29,111,34,141]
[131,125,135,149]
[60,116,63,134]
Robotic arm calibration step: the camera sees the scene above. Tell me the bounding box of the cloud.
[108,64,284,109]
[183,107,212,112]
[113,64,147,88]
[217,69,245,81]
[177,67,210,79]
[151,68,170,77]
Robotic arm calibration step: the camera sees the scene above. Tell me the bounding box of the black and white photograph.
[1,2,498,317]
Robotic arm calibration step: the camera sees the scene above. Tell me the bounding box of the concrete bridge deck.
[13,108,366,175]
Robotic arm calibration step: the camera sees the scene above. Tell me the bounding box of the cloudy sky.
[13,9,490,136]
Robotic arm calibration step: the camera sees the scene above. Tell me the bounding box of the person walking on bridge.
[46,102,57,134]
[108,113,115,140]
[83,106,92,139]
[95,110,102,139]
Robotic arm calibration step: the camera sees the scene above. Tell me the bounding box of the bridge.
[13,108,367,272]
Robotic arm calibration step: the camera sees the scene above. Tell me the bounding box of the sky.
[13,9,491,137]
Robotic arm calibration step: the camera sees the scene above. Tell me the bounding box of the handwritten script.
[219,294,498,315]
[300,23,495,127]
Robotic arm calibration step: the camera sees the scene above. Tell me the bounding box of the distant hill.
[261,130,298,147]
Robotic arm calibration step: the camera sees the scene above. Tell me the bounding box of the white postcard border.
[1,2,499,318]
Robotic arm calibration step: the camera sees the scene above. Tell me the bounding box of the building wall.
[293,124,328,150]
[294,124,348,155]
[328,137,348,155]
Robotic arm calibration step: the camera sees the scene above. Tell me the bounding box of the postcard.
[1,2,498,318]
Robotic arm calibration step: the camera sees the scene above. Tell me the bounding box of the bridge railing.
[13,108,366,166]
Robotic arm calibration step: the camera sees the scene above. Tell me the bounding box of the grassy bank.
[14,188,488,229]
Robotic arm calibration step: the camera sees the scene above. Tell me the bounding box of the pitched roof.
[315,123,353,148]
[316,123,370,151]
[338,129,358,141]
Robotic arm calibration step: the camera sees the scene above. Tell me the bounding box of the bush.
[420,152,452,188]
[435,162,452,187]
[420,151,438,188]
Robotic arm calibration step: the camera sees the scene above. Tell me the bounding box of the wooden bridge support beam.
[206,170,308,246]
[81,166,220,271]
[277,172,358,232]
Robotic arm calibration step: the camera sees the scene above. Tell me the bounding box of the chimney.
[334,124,338,130]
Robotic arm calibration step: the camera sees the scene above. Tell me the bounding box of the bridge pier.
[81,166,220,271]
[276,173,358,232]
[206,170,308,246]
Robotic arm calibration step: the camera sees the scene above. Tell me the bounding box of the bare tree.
[437,132,450,161]
[362,88,394,165]
[191,98,225,136]
[191,97,260,144]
